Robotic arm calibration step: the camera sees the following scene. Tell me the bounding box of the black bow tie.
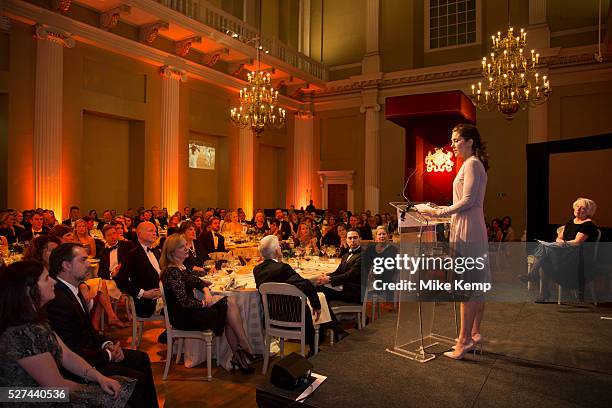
[349,248,358,254]
[146,247,154,252]
[107,244,118,250]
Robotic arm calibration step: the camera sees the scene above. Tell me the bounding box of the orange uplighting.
[425,148,454,173]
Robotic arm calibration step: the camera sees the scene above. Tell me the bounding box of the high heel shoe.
[237,345,262,363]
[444,341,476,360]
[231,349,254,375]
[453,335,484,354]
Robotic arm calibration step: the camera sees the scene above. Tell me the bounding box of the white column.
[293,111,314,208]
[34,25,74,220]
[362,0,381,73]
[362,104,381,213]
[298,0,311,56]
[238,127,254,219]
[160,66,185,216]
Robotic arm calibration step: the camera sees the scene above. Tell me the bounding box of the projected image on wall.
[189,141,215,170]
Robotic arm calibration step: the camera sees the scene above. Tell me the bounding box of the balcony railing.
[157,0,328,81]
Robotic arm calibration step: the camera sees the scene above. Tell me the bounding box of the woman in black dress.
[0,261,135,407]
[160,234,256,373]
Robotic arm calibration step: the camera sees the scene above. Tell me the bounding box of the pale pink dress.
[439,156,490,296]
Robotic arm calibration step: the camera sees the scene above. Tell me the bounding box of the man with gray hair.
[253,236,347,355]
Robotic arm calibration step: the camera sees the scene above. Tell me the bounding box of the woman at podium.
[421,123,490,360]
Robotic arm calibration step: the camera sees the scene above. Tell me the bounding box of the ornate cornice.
[295,110,314,119]
[139,21,168,44]
[160,65,187,82]
[100,5,130,30]
[34,24,75,48]
[174,36,202,57]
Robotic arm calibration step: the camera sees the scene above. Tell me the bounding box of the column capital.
[360,104,380,113]
[35,24,75,48]
[160,65,187,82]
[295,110,314,119]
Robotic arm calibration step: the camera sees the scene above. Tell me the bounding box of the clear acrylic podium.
[386,202,458,363]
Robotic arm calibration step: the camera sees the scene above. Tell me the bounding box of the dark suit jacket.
[115,244,161,317]
[62,219,75,226]
[18,226,49,242]
[276,220,292,240]
[328,247,363,303]
[184,239,208,271]
[199,231,226,260]
[0,226,24,244]
[46,280,111,367]
[98,240,136,280]
[253,259,321,310]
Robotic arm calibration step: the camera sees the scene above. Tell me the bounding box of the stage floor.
[257,302,612,408]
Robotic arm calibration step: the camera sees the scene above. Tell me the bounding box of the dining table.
[180,256,342,370]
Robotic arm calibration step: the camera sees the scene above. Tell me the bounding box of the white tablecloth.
[181,258,339,370]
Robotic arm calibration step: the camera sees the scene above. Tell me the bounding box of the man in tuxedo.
[253,236,348,355]
[274,208,292,240]
[317,229,363,304]
[18,211,49,242]
[115,221,162,318]
[47,243,158,408]
[62,206,80,227]
[98,225,135,280]
[200,217,226,259]
[349,215,373,240]
[97,210,113,231]
[182,206,191,220]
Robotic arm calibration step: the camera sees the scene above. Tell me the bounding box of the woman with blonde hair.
[221,211,244,235]
[160,234,257,373]
[74,219,96,258]
[295,222,319,255]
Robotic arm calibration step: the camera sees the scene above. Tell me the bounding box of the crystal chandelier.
[230,65,286,134]
[229,2,285,135]
[470,26,551,120]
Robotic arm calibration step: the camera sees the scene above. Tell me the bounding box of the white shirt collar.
[57,277,80,299]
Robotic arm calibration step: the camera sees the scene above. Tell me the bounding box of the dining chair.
[159,283,219,381]
[259,283,320,374]
[127,295,164,349]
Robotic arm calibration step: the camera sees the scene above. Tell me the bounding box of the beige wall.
[379,109,406,214]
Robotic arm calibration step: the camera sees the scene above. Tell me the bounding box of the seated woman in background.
[166,214,181,236]
[364,226,399,302]
[49,224,77,244]
[488,218,503,242]
[74,219,96,258]
[267,219,284,240]
[520,198,599,302]
[0,211,24,245]
[288,211,300,237]
[501,216,515,242]
[221,211,244,236]
[251,212,269,235]
[321,223,341,247]
[160,234,256,374]
[192,215,205,238]
[179,221,207,275]
[23,235,62,269]
[0,261,135,406]
[295,222,320,255]
[336,223,350,256]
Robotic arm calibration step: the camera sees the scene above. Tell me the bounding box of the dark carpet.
[257,302,612,408]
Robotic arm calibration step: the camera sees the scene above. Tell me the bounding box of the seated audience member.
[295,222,320,255]
[89,210,101,228]
[199,217,226,259]
[166,214,180,236]
[363,226,398,302]
[160,234,256,374]
[253,236,348,356]
[0,261,136,406]
[74,219,97,257]
[14,211,25,230]
[192,215,205,237]
[267,219,284,240]
[321,224,341,247]
[349,215,372,240]
[19,211,49,242]
[98,225,135,281]
[22,235,62,269]
[179,221,207,275]
[251,212,269,235]
[221,211,244,235]
[62,206,81,227]
[288,211,300,237]
[122,216,137,242]
[274,208,292,240]
[182,206,191,221]
[501,216,515,242]
[488,218,503,242]
[317,229,363,304]
[97,210,113,231]
[0,211,24,244]
[115,221,162,318]
[43,210,58,229]
[335,223,350,256]
[49,224,76,243]
[520,198,599,302]
[46,244,158,407]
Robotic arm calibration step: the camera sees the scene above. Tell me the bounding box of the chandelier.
[229,2,285,135]
[470,26,551,120]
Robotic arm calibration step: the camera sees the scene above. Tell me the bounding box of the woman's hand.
[202,287,214,307]
[96,374,121,398]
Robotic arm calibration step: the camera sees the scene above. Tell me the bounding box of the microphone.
[400,168,418,222]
